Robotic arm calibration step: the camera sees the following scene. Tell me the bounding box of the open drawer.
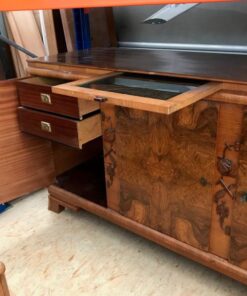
[18,107,101,149]
[52,72,222,114]
[17,76,99,119]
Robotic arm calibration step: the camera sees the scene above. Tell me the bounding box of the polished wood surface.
[0,263,10,296]
[23,48,247,284]
[209,103,244,259]
[210,90,247,105]
[53,75,221,115]
[28,48,247,84]
[17,77,99,119]
[18,107,101,149]
[28,63,112,81]
[0,79,55,203]
[230,111,247,270]
[102,102,218,250]
[48,185,247,286]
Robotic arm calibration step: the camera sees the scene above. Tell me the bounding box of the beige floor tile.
[0,189,246,295]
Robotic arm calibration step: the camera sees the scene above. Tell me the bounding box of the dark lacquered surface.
[29,48,247,83]
[82,72,204,100]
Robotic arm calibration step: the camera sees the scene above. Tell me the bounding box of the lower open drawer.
[18,107,102,149]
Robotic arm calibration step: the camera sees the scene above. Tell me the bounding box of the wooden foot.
[0,262,10,296]
[48,195,81,213]
[48,196,65,213]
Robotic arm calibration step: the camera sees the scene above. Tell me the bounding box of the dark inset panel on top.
[81,73,205,100]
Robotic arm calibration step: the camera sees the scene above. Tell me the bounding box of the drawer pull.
[94,96,107,103]
[40,93,52,104]
[41,121,52,133]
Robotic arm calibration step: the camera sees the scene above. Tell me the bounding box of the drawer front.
[17,77,99,119]
[18,107,102,148]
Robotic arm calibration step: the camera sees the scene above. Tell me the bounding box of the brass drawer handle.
[94,96,107,103]
[41,121,52,133]
[40,93,52,104]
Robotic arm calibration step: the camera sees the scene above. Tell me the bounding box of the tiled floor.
[0,189,247,296]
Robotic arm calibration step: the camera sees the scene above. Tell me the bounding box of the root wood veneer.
[17,48,247,285]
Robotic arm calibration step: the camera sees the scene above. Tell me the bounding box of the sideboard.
[16,48,247,285]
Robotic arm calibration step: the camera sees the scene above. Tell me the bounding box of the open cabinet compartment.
[53,72,222,114]
[49,138,107,208]
[54,155,107,207]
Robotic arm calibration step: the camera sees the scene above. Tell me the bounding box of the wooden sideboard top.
[28,48,247,84]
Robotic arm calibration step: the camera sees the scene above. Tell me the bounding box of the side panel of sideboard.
[0,79,55,203]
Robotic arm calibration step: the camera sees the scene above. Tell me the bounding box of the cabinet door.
[101,101,218,251]
[230,113,247,270]
[53,72,221,115]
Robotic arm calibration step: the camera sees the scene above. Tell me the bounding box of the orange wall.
[0,0,235,12]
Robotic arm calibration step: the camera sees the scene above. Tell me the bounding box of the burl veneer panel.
[102,102,218,250]
[0,79,55,203]
[230,112,247,270]
[209,103,244,259]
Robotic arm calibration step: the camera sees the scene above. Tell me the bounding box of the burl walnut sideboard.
[16,48,247,285]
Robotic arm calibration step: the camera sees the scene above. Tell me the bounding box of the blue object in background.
[73,9,91,50]
[0,203,10,214]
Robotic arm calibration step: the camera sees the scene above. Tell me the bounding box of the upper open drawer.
[17,76,99,119]
[52,72,222,115]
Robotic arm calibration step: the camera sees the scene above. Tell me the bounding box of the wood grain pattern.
[0,79,55,203]
[39,10,58,55]
[5,12,27,75]
[4,12,25,77]
[89,8,117,48]
[209,103,244,259]
[28,48,247,84]
[18,78,80,118]
[28,63,113,80]
[0,263,10,296]
[17,77,99,119]
[48,185,247,285]
[53,77,221,115]
[210,90,247,105]
[6,11,45,74]
[102,102,218,250]
[230,111,247,270]
[60,9,74,52]
[18,107,101,149]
